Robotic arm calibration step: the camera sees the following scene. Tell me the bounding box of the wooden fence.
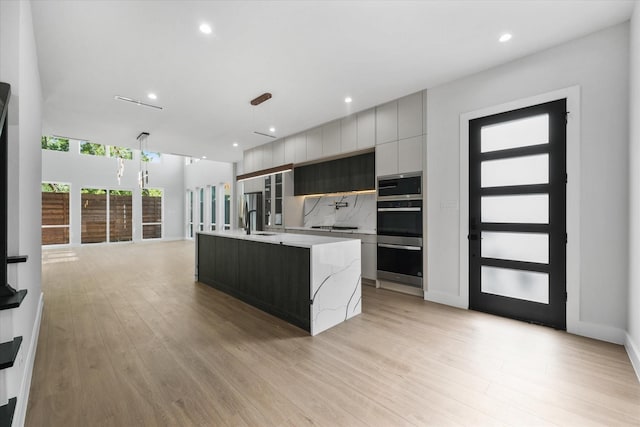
[42,192,69,245]
[142,195,162,239]
[109,194,132,242]
[81,193,107,243]
[43,192,161,244]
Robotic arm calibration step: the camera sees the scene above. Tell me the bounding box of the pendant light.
[137,132,150,189]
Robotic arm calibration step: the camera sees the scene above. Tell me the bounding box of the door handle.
[468,234,479,241]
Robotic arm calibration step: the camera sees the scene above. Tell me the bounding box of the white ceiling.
[31,0,635,163]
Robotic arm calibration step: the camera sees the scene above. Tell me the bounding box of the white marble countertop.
[197,229,359,248]
[285,226,377,235]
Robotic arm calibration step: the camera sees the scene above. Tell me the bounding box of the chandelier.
[137,132,150,189]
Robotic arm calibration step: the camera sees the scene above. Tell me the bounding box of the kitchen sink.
[253,232,278,236]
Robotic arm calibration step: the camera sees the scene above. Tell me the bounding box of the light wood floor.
[27,240,640,426]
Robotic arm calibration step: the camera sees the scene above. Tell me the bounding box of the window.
[187,190,194,238]
[199,188,205,232]
[142,189,162,239]
[80,141,106,156]
[210,186,216,231]
[81,188,107,243]
[224,183,231,230]
[141,151,161,163]
[109,190,133,242]
[41,183,70,245]
[41,136,69,152]
[109,146,133,160]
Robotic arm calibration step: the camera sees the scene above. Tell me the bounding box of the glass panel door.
[142,188,162,239]
[187,190,194,238]
[81,188,107,244]
[41,182,70,245]
[109,190,133,242]
[469,99,566,329]
[210,186,216,231]
[198,187,205,232]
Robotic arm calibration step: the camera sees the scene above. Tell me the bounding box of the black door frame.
[468,99,567,329]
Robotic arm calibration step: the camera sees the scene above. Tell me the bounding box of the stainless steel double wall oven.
[377,173,423,288]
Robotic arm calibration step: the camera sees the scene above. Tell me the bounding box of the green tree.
[109,190,132,196]
[142,189,162,197]
[81,188,107,195]
[80,142,106,156]
[110,146,133,160]
[141,151,161,163]
[41,136,69,152]
[41,182,70,193]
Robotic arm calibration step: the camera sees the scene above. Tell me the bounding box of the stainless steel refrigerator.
[243,192,263,232]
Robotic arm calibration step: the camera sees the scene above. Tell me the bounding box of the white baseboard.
[424,290,468,309]
[625,332,640,383]
[14,292,44,427]
[567,320,626,345]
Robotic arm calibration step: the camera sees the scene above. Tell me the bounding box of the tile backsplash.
[303,193,376,230]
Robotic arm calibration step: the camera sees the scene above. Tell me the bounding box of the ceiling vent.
[253,131,276,139]
[114,95,163,110]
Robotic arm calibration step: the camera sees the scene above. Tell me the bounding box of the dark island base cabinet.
[197,234,311,332]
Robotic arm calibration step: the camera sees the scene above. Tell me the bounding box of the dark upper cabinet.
[294,152,374,196]
[349,152,375,191]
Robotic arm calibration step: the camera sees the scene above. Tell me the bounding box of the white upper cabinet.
[357,109,375,148]
[376,141,398,177]
[398,135,423,173]
[261,142,273,170]
[322,120,341,157]
[284,136,296,164]
[294,133,307,163]
[243,176,264,193]
[243,148,256,173]
[340,115,357,153]
[247,90,426,174]
[376,101,398,145]
[272,139,285,166]
[306,127,322,161]
[253,145,263,172]
[398,92,423,140]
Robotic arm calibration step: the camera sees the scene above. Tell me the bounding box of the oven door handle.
[377,207,421,212]
[377,243,422,251]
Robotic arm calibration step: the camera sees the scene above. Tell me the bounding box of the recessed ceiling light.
[269,127,276,133]
[344,96,352,103]
[233,142,239,147]
[147,93,157,100]
[199,23,212,34]
[499,33,512,43]
[202,156,207,159]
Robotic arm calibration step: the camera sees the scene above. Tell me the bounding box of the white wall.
[183,159,235,233]
[42,142,186,243]
[427,23,630,343]
[627,1,640,379]
[0,0,44,424]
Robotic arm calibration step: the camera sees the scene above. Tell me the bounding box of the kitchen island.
[196,230,361,335]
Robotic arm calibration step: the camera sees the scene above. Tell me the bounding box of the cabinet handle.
[377,207,421,212]
[377,243,421,251]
